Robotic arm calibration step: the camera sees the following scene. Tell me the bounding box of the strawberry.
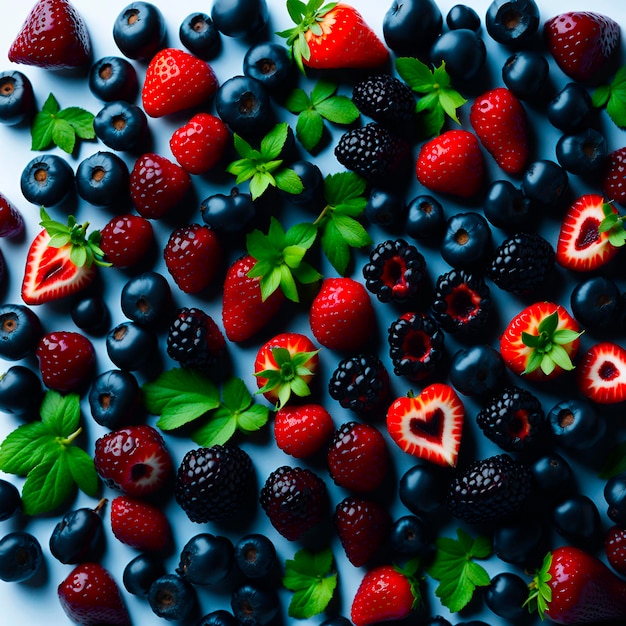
[576,341,626,404]
[544,12,621,82]
[130,153,192,220]
[386,383,465,468]
[415,129,484,199]
[110,495,171,552]
[350,563,419,626]
[94,425,173,496]
[469,87,529,175]
[602,146,626,206]
[309,277,376,352]
[527,545,626,624]
[556,194,620,271]
[163,223,222,294]
[222,254,285,343]
[499,302,582,382]
[58,563,131,626]
[0,192,24,238]
[605,525,626,576]
[8,0,91,70]
[99,214,153,268]
[21,209,108,306]
[141,48,219,118]
[278,0,389,71]
[254,332,319,408]
[170,112,230,175]
[36,330,96,393]
[273,403,334,458]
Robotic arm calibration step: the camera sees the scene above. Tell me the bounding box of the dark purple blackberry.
[351,74,415,127]
[334,122,409,180]
[476,386,548,453]
[175,445,254,523]
[328,354,390,415]
[388,312,444,381]
[166,307,226,370]
[488,232,555,295]
[431,269,491,334]
[447,454,533,524]
[362,239,426,304]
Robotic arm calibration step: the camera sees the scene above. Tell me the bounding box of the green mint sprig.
[283,547,338,619]
[592,65,626,129]
[395,58,467,137]
[598,201,626,247]
[0,391,98,516]
[31,93,95,154]
[226,122,303,199]
[285,80,360,151]
[426,528,492,613]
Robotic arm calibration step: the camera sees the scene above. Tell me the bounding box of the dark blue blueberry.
[88,369,142,429]
[0,303,42,361]
[200,188,256,233]
[0,532,43,582]
[0,365,43,418]
[570,275,621,331]
[148,573,197,621]
[485,0,540,46]
[177,533,235,586]
[552,494,602,546]
[113,2,166,61]
[121,271,172,327]
[319,619,353,626]
[405,194,445,240]
[231,583,279,626]
[493,517,545,566]
[234,533,277,578]
[429,28,486,82]
[548,398,605,451]
[484,572,529,621]
[20,154,74,208]
[502,50,549,100]
[365,188,405,228]
[94,100,148,152]
[604,473,626,526]
[0,71,35,126]
[180,13,221,60]
[211,0,269,38]
[75,151,130,207]
[49,502,105,564]
[106,321,158,371]
[0,479,21,521]
[243,42,293,94]
[547,82,594,133]
[88,56,138,102]
[196,610,239,626]
[389,515,433,556]
[521,159,568,207]
[440,212,492,269]
[71,294,110,335]
[483,179,534,229]
[449,344,505,398]
[383,0,443,56]
[421,618,452,626]
[399,463,447,517]
[530,453,575,498]
[556,128,608,176]
[123,553,166,595]
[446,4,481,30]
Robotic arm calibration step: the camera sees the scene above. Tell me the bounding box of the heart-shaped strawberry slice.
[386,383,464,467]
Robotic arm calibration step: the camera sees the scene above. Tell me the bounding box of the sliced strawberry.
[577,341,626,404]
[386,383,464,468]
[110,495,171,552]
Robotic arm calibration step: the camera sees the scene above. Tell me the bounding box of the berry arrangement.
[1,0,626,625]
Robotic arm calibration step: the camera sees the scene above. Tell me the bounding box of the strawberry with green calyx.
[278,0,389,73]
[21,207,110,306]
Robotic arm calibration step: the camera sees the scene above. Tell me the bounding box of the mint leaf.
[21,454,75,516]
[310,80,337,104]
[315,95,359,124]
[324,170,367,205]
[396,57,436,92]
[275,167,305,195]
[58,106,96,139]
[40,391,80,437]
[285,87,311,114]
[0,422,56,474]
[599,441,626,478]
[295,109,324,152]
[65,446,99,497]
[320,219,351,275]
[594,66,626,128]
[261,122,289,160]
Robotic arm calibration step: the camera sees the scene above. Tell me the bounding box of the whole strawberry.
[602,147,626,206]
[110,495,171,552]
[100,214,153,268]
[606,525,626,575]
[58,563,131,626]
[274,403,334,458]
[0,192,24,238]
[9,0,91,70]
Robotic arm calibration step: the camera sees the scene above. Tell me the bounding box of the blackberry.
[328,354,390,415]
[488,232,555,295]
[362,239,426,304]
[388,312,445,381]
[175,445,253,523]
[259,466,328,541]
[431,269,491,334]
[447,454,532,524]
[476,386,549,453]
[351,74,415,127]
[166,307,226,369]
[334,122,409,180]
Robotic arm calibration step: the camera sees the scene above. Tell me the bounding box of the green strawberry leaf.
[593,66,626,128]
[525,552,553,618]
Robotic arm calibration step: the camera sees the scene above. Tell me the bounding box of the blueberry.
[604,473,626,526]
[521,159,568,208]
[483,179,535,229]
[88,56,138,102]
[420,619,452,626]
[389,515,433,556]
[211,0,269,38]
[179,13,221,60]
[570,275,621,332]
[20,154,74,207]
[121,271,172,327]
[93,100,148,152]
[502,50,549,101]
[177,533,235,586]
[234,533,277,578]
[440,212,492,269]
[364,188,404,228]
[113,2,166,61]
[552,494,602,546]
[243,42,293,93]
[485,0,540,46]
[49,501,105,564]
[547,82,593,133]
[484,572,529,621]
[0,532,43,582]
[123,553,166,595]
[148,573,197,621]
[429,28,486,82]
[200,188,256,233]
[196,610,239,626]
[0,70,35,126]
[0,365,43,418]
[0,479,21,521]
[449,344,505,398]
[71,294,110,335]
[0,303,42,360]
[398,463,447,517]
[405,194,445,240]
[75,151,130,207]
[493,517,545,566]
[88,369,142,429]
[530,453,575,498]
[383,0,443,56]
[446,4,481,30]
[231,583,279,626]
[548,398,605,450]
[556,128,608,176]
[319,619,353,626]
[106,321,158,371]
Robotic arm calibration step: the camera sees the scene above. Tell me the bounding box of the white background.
[0,0,625,625]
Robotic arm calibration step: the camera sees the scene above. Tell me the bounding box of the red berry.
[100,214,153,268]
[602,147,626,207]
[606,525,626,576]
[273,404,334,458]
[110,495,171,552]
[0,192,24,238]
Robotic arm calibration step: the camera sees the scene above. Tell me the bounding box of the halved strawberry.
[386,383,464,467]
[556,194,620,272]
[577,342,626,404]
